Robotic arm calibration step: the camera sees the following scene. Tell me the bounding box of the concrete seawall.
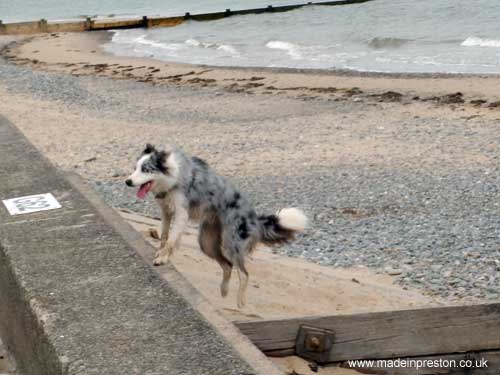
[0,114,282,375]
[0,0,372,35]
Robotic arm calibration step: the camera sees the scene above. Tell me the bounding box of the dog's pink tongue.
[137,181,152,199]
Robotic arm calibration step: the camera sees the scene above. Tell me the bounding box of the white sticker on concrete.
[2,193,61,215]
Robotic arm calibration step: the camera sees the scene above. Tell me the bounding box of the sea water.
[3,0,500,74]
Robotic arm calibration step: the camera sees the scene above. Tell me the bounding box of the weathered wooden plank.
[91,19,144,30]
[148,17,184,28]
[235,303,500,362]
[338,350,500,374]
[185,0,373,22]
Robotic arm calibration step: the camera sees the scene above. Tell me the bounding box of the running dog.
[125,144,307,307]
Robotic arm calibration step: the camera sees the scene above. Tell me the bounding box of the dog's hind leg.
[221,230,254,308]
[198,217,233,297]
[236,260,249,308]
[220,261,233,298]
[234,240,257,307]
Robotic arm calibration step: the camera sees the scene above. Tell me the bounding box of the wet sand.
[3,31,500,109]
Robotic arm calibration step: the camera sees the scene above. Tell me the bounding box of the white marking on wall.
[2,193,62,215]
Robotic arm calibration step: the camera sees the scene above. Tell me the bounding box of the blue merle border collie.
[126,144,307,308]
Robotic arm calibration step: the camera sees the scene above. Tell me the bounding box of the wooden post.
[0,20,5,35]
[142,16,148,28]
[84,17,92,31]
[39,18,48,32]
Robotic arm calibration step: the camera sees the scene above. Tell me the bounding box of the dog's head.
[125,144,176,199]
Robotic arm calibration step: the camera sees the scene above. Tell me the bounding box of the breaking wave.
[131,35,183,50]
[110,31,239,55]
[266,40,303,59]
[461,36,500,47]
[367,37,411,49]
[185,38,238,54]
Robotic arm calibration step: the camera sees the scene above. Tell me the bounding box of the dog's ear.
[143,143,156,154]
[152,151,168,173]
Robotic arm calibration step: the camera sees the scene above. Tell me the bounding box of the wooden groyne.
[0,0,373,35]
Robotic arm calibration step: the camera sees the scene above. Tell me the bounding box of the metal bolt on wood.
[296,325,334,363]
[307,335,322,351]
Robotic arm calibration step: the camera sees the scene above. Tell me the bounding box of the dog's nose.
[125,179,133,187]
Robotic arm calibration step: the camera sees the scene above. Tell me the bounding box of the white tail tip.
[277,208,307,232]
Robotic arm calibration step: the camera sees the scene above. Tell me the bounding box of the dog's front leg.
[158,196,174,251]
[154,191,188,266]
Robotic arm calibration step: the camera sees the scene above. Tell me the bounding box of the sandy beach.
[5,32,500,107]
[121,210,434,320]
[0,31,499,308]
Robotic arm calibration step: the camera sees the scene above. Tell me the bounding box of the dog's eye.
[141,164,153,173]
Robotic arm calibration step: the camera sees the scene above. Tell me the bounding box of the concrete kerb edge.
[0,115,71,375]
[0,243,69,375]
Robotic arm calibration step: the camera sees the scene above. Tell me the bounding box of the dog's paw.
[153,255,169,266]
[220,282,229,298]
[237,295,246,309]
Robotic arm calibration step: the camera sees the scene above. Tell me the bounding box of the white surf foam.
[217,44,238,54]
[110,31,185,53]
[266,40,303,59]
[461,36,500,47]
[184,39,238,54]
[185,38,201,47]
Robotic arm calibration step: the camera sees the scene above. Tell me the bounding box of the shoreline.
[199,64,500,80]
[102,29,500,80]
[3,32,500,110]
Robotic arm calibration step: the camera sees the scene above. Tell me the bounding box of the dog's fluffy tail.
[258,208,307,246]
